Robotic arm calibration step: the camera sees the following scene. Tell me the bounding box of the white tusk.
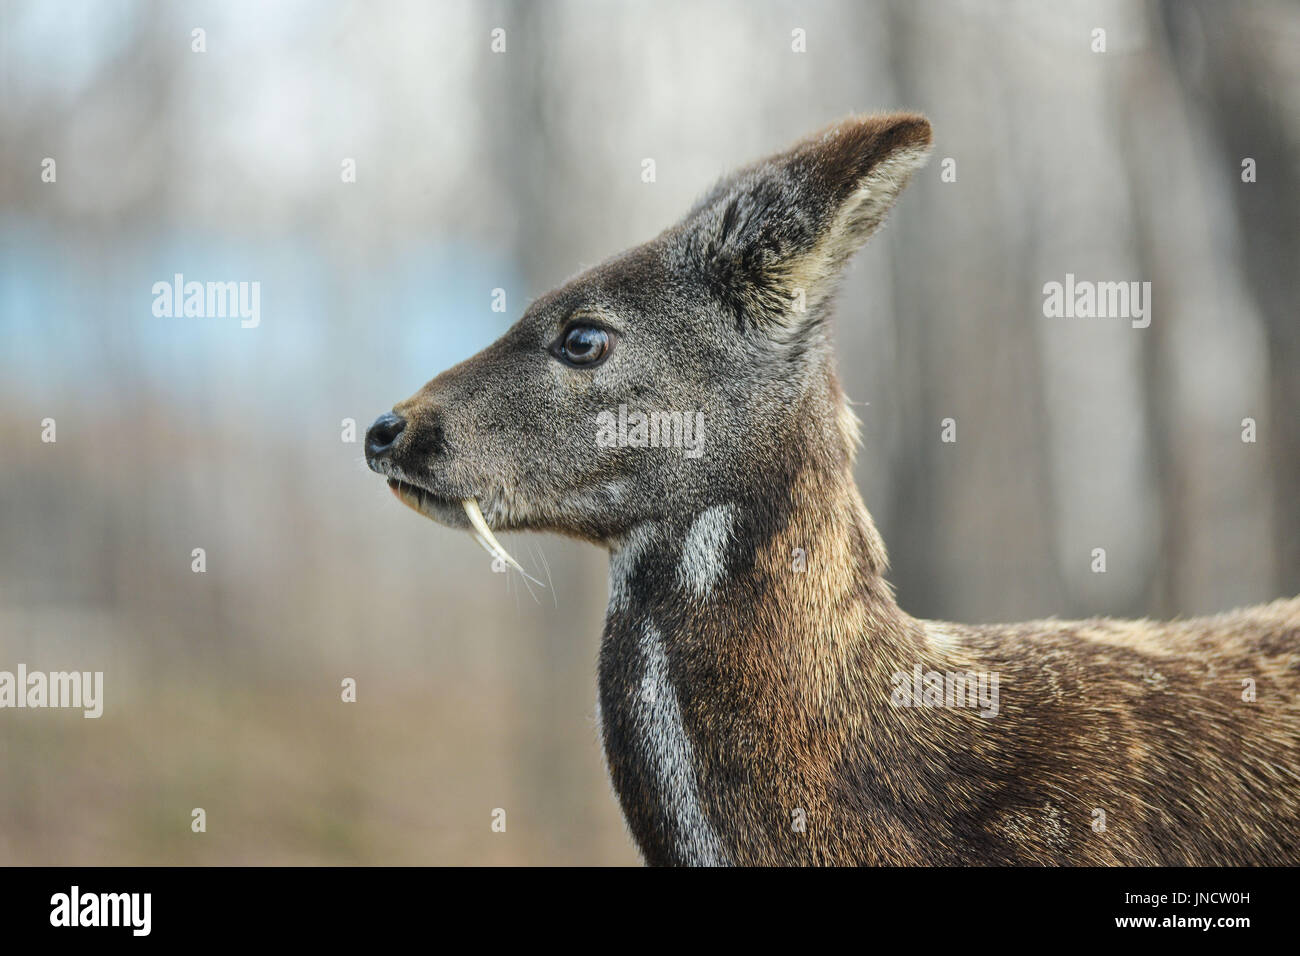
[471,531,499,560]
[462,498,544,586]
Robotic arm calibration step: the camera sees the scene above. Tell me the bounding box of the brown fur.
[652,407,1300,864]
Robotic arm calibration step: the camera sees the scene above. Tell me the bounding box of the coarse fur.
[367,113,1300,866]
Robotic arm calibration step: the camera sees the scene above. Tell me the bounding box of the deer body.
[367,113,1300,865]
[599,430,1300,865]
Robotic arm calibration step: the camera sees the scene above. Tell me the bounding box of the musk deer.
[366,113,1300,866]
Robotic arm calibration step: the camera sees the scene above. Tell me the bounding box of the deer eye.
[553,324,612,367]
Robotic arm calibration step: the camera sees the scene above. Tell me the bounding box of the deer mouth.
[385,479,542,585]
[386,477,465,525]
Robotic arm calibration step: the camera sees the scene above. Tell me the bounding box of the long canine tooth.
[471,531,499,559]
[471,530,535,581]
[461,498,543,586]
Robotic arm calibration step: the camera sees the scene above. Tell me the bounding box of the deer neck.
[597,437,926,865]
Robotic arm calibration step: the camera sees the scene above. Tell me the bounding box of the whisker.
[531,541,558,610]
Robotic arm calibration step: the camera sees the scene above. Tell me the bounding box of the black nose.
[366,412,406,460]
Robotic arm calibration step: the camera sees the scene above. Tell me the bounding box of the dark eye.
[554,324,612,367]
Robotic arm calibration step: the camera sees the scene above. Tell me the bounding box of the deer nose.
[365,412,406,460]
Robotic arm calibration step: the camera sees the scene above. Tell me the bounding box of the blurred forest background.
[1,0,1297,864]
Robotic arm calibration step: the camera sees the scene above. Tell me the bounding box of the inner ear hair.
[774,113,932,316]
[682,112,932,334]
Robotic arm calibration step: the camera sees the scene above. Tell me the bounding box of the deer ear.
[680,112,932,331]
